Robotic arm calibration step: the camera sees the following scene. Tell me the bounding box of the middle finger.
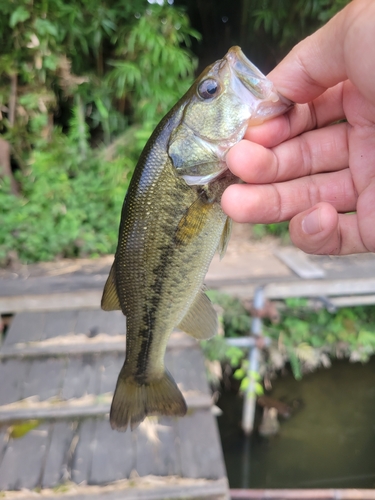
[221,168,357,224]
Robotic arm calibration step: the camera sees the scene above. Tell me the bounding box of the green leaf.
[10,420,41,438]
[255,382,264,395]
[233,368,246,380]
[10,6,30,27]
[95,98,109,120]
[34,18,59,37]
[240,377,249,391]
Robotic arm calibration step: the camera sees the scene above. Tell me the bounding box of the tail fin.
[110,370,187,431]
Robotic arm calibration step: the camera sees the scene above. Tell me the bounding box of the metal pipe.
[241,286,264,435]
[225,337,270,348]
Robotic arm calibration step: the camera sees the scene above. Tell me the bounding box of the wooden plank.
[8,478,229,499]
[89,417,135,484]
[0,429,8,466]
[0,339,126,359]
[42,421,77,488]
[23,357,66,400]
[177,410,226,480]
[8,277,375,314]
[75,309,124,337]
[134,417,181,477]
[0,291,102,315]
[104,311,126,335]
[0,331,192,360]
[85,354,102,395]
[0,422,50,490]
[71,419,97,485]
[172,347,210,396]
[329,294,375,307]
[60,354,101,398]
[0,393,211,424]
[3,311,45,346]
[0,358,30,405]
[230,489,375,500]
[0,403,111,423]
[61,356,93,400]
[0,273,108,299]
[98,353,123,394]
[265,278,375,299]
[274,248,326,279]
[44,310,78,339]
[75,309,125,337]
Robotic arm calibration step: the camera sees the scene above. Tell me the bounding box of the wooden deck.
[0,309,228,498]
[3,241,375,316]
[2,230,375,498]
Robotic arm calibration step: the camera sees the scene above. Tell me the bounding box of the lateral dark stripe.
[134,203,181,384]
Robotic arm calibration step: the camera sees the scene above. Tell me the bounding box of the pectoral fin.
[178,290,218,340]
[175,196,213,247]
[101,264,121,311]
[218,217,232,259]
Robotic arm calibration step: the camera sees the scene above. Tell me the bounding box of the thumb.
[289,202,367,255]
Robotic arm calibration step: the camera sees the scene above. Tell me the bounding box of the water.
[217,357,375,488]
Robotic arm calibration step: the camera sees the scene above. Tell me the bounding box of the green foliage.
[264,299,375,377]
[202,335,244,368]
[107,6,200,125]
[206,290,251,337]
[234,366,264,395]
[248,0,351,55]
[252,222,290,242]
[0,0,199,264]
[204,291,375,387]
[0,111,134,263]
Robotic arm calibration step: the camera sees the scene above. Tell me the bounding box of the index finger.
[245,84,345,148]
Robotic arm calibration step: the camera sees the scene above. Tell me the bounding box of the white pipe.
[241,287,264,435]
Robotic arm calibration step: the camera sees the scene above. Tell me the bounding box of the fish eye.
[198,79,219,100]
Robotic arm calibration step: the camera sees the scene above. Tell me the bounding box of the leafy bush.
[245,0,351,58]
[204,292,375,387]
[206,290,251,337]
[0,1,199,264]
[252,222,290,242]
[0,110,132,263]
[265,299,375,378]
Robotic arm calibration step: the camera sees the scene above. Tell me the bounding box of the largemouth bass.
[102,46,292,431]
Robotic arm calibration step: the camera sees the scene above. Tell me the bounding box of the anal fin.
[178,290,218,340]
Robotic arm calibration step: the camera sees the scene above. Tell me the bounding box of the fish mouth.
[226,46,293,123]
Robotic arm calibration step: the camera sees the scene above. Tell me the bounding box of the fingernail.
[302,209,321,235]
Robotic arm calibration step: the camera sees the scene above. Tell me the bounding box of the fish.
[101,46,292,431]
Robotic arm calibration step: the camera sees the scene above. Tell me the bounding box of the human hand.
[221,0,375,255]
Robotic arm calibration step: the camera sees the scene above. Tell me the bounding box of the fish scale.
[101,46,292,430]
